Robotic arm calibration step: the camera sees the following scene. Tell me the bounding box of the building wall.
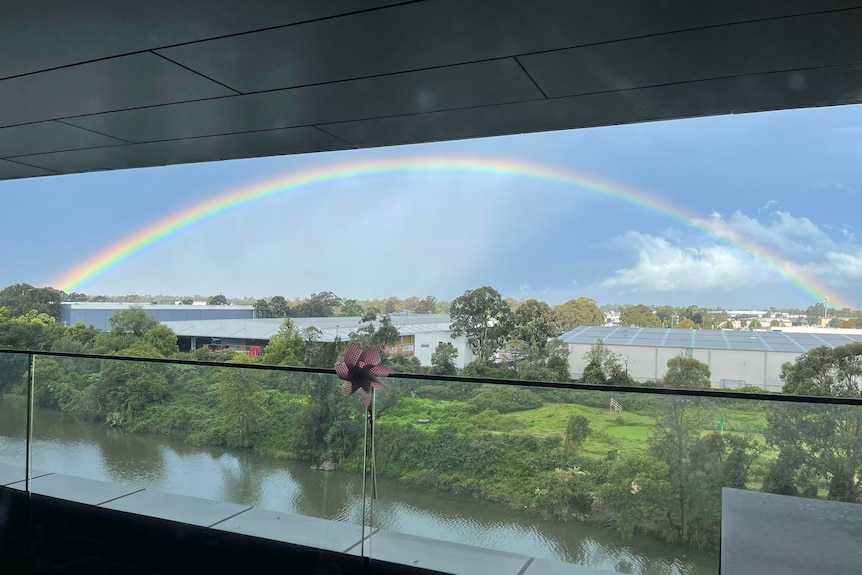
[61,304,254,331]
[567,343,799,391]
[413,333,474,369]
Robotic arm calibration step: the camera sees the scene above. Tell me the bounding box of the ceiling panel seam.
[0,1,423,83]
[151,52,243,95]
[52,120,134,145]
[513,57,548,99]
[311,126,357,149]
[515,61,862,103]
[0,158,59,173]
[15,59,854,151]
[498,6,862,64]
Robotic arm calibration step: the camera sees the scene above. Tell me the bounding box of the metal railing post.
[25,353,35,494]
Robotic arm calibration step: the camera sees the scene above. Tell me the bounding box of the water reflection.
[0,400,717,574]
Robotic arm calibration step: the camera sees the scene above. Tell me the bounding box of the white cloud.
[599,231,773,292]
[801,250,862,284]
[695,210,834,256]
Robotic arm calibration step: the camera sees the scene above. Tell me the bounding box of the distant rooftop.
[61,302,254,310]
[560,326,862,354]
[161,314,453,342]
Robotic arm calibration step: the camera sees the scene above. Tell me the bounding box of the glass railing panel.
[364,377,781,575]
[28,353,372,555]
[0,351,31,485]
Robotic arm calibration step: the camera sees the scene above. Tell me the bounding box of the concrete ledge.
[8,471,144,504]
[213,506,372,553]
[0,461,52,486]
[350,530,533,575]
[101,488,252,527]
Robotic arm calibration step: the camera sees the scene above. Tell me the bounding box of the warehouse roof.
[161,314,453,342]
[560,326,862,353]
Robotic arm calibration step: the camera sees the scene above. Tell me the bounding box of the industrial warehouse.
[561,325,862,391]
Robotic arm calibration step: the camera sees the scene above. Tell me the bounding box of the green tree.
[414,295,438,315]
[253,299,271,318]
[675,318,698,329]
[513,299,560,357]
[597,454,672,539]
[219,355,266,448]
[655,305,676,328]
[263,319,307,366]
[293,291,342,317]
[109,307,159,337]
[765,343,862,502]
[664,356,711,389]
[430,342,459,375]
[565,415,590,455]
[770,319,781,327]
[650,357,711,544]
[207,294,228,305]
[268,296,290,318]
[619,304,661,328]
[582,340,632,385]
[141,324,179,357]
[340,299,363,316]
[0,283,64,320]
[449,287,514,361]
[555,297,604,332]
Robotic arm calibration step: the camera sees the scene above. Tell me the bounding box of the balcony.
[0,349,860,574]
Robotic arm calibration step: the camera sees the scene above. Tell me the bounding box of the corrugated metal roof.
[161,314,453,342]
[559,326,862,353]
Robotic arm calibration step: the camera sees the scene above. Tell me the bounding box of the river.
[0,399,715,574]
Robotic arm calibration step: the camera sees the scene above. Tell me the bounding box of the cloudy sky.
[2,104,861,309]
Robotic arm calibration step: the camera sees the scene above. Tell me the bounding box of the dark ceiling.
[2,0,862,182]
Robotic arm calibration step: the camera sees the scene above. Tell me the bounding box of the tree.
[513,299,559,357]
[597,454,672,539]
[565,415,590,454]
[0,283,64,320]
[582,340,632,385]
[219,355,266,448]
[675,318,698,330]
[764,343,862,502]
[263,319,307,366]
[293,292,342,317]
[268,296,290,318]
[207,294,228,305]
[430,342,459,375]
[253,299,271,318]
[179,298,194,305]
[770,319,781,327]
[748,319,762,329]
[655,305,676,328]
[555,297,604,332]
[414,295,438,315]
[651,356,711,543]
[109,307,159,337]
[141,324,179,357]
[350,312,400,349]
[449,287,514,361]
[340,299,363,316]
[664,356,711,389]
[619,304,661,328]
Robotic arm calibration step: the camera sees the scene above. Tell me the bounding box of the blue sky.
[2,104,861,309]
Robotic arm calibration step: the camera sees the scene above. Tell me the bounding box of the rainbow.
[50,155,852,308]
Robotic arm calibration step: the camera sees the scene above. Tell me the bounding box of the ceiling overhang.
[3,0,862,181]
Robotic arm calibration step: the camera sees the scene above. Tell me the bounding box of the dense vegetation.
[1,282,861,552]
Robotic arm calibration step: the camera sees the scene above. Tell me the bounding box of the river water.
[0,400,715,574]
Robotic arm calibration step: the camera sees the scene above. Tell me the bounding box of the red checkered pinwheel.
[335,343,391,406]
